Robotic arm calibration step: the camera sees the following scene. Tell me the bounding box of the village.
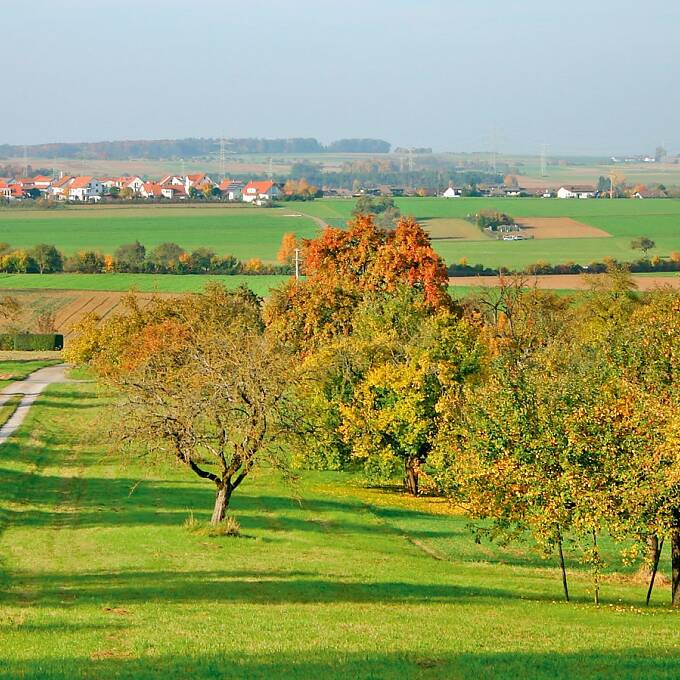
[0,172,286,205]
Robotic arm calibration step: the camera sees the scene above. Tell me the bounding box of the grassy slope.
[0,382,678,679]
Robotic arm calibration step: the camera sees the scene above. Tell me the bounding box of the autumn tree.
[277,232,299,266]
[66,284,299,525]
[266,214,450,350]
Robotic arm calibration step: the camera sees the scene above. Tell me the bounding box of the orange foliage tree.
[265,214,450,347]
[277,232,299,265]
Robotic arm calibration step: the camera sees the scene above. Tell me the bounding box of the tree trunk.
[211,484,231,525]
[672,529,680,608]
[592,530,600,606]
[557,532,569,602]
[404,458,419,496]
[645,535,662,607]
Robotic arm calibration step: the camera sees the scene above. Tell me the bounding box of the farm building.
[442,187,461,198]
[557,185,596,199]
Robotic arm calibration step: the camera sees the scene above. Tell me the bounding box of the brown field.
[424,218,484,241]
[450,273,680,291]
[2,290,178,341]
[514,217,611,239]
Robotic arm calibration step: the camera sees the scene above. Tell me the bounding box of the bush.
[0,333,64,351]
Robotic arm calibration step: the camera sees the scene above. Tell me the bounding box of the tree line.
[0,242,293,275]
[0,137,391,161]
[66,214,680,608]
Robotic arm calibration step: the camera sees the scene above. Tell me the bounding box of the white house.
[242,180,281,204]
[159,175,186,187]
[184,173,216,192]
[557,185,596,199]
[117,176,145,193]
[68,176,104,202]
[140,182,163,198]
[160,184,187,200]
[50,176,74,199]
[442,186,460,198]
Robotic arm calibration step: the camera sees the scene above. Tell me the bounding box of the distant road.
[0,365,70,445]
[449,274,680,291]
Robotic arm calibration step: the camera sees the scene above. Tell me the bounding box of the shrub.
[3,333,64,351]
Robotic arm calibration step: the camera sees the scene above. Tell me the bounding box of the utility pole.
[268,157,273,179]
[609,174,614,200]
[23,145,28,177]
[219,137,226,181]
[294,248,300,281]
[540,143,548,178]
[491,127,498,173]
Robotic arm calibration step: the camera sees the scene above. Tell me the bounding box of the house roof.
[32,175,53,183]
[560,185,596,192]
[52,176,74,188]
[70,176,93,189]
[244,180,274,194]
[142,182,163,196]
[161,184,186,195]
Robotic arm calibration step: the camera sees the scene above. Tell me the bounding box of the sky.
[2,0,679,155]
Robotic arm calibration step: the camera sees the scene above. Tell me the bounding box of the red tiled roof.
[244,180,274,194]
[70,176,93,189]
[142,182,163,196]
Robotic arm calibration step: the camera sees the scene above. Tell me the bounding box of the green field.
[0,206,319,262]
[0,379,678,679]
[2,198,680,270]
[0,273,289,295]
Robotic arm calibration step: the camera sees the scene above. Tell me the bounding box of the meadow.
[0,378,678,679]
[0,206,319,261]
[0,273,288,295]
[2,197,680,271]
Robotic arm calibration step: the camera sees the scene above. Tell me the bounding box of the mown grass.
[0,394,22,427]
[0,359,61,389]
[0,381,678,679]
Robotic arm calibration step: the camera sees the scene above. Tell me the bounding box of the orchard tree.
[66,284,299,525]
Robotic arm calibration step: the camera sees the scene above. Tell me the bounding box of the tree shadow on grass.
[0,568,533,608]
[1,648,678,680]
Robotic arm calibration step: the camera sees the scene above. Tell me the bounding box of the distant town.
[0,170,673,204]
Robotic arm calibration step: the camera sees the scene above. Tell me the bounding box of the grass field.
[0,206,319,262]
[2,198,680,270]
[0,378,678,679]
[0,274,288,295]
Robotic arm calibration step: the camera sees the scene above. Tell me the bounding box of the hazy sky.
[3,0,679,154]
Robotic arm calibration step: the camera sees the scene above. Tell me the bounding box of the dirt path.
[0,364,70,445]
[449,274,680,291]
